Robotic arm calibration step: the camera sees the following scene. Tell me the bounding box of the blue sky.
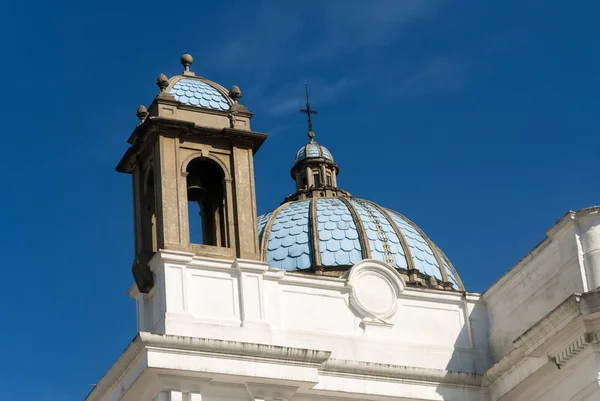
[1,1,599,400]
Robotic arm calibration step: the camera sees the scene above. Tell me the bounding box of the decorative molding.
[308,198,322,269]
[581,289,600,314]
[482,348,526,386]
[139,332,331,365]
[553,331,600,367]
[513,293,582,355]
[347,259,405,322]
[84,336,145,401]
[338,197,371,260]
[87,331,488,401]
[575,206,600,220]
[485,290,600,389]
[232,258,269,273]
[245,383,299,401]
[553,335,588,367]
[373,205,417,272]
[278,271,348,290]
[322,358,483,388]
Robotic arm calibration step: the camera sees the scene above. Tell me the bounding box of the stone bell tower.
[117,54,267,293]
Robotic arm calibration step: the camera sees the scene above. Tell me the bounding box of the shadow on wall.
[435,298,490,401]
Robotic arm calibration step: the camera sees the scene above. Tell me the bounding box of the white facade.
[95,55,600,401]
[86,207,600,401]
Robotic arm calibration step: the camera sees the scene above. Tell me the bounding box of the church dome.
[258,197,463,290]
[169,77,231,110]
[296,142,334,161]
[159,54,234,111]
[258,83,463,291]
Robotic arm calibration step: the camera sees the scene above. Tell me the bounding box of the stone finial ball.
[156,74,169,91]
[136,105,148,120]
[180,53,194,68]
[229,85,242,101]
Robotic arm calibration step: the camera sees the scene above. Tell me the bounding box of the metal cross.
[299,80,318,136]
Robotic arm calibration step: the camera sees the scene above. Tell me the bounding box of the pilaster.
[233,259,270,328]
[577,207,600,290]
[232,146,260,259]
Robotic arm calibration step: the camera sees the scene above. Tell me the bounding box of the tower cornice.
[116,118,268,174]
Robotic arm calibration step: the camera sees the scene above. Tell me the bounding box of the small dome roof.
[168,76,231,111]
[296,142,334,162]
[258,197,462,290]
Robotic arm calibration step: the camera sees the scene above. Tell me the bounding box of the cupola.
[258,83,463,291]
[286,83,349,202]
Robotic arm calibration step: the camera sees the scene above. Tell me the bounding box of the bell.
[186,174,208,202]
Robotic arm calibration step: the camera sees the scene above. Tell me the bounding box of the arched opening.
[186,158,228,247]
[141,168,157,253]
[312,169,321,188]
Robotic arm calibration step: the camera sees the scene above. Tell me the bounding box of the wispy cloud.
[259,77,350,117]
[400,56,469,95]
[210,1,445,75]
[297,0,445,62]
[203,0,466,114]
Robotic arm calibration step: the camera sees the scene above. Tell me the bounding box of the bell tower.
[117,54,267,293]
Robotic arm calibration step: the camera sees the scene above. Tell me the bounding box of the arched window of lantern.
[312,169,321,188]
[185,157,229,247]
[326,172,332,186]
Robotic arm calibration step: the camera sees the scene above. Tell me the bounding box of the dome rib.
[309,198,322,267]
[400,212,448,282]
[362,199,416,272]
[316,198,365,267]
[433,244,465,291]
[259,202,290,260]
[349,198,407,268]
[386,209,453,286]
[338,197,372,259]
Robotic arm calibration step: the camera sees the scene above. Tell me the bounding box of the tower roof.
[154,54,235,111]
[168,77,231,110]
[295,142,334,162]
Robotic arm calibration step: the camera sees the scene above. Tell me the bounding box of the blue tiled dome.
[296,142,334,162]
[258,197,463,290]
[169,77,230,110]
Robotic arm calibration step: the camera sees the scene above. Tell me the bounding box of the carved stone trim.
[245,383,298,401]
[433,244,465,290]
[514,294,581,355]
[363,199,416,272]
[179,151,233,181]
[85,333,331,401]
[552,331,600,368]
[338,197,371,259]
[309,198,322,269]
[347,259,405,322]
[581,288,600,314]
[139,332,331,364]
[553,335,589,367]
[390,209,451,284]
[323,358,483,388]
